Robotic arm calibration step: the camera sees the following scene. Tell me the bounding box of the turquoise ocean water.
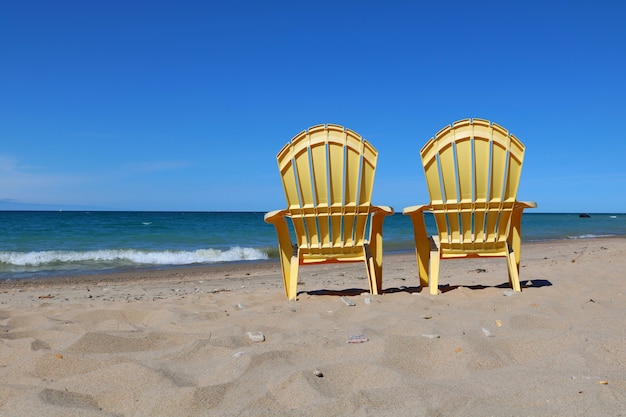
[0,211,624,280]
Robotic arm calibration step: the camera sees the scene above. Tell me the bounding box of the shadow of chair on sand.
[300,279,552,298]
[435,279,553,294]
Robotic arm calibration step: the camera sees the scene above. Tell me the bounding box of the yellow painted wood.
[403,118,536,294]
[265,124,393,300]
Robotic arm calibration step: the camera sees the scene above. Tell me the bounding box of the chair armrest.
[264,209,289,224]
[515,201,537,209]
[371,205,394,216]
[402,204,431,215]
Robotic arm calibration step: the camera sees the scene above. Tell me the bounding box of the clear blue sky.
[1,1,625,213]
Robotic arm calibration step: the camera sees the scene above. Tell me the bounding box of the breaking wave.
[0,247,269,269]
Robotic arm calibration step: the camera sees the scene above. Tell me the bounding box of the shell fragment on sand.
[347,334,368,343]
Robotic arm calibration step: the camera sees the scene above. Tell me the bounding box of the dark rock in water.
[579,213,591,218]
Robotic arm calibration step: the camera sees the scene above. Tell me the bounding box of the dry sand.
[0,237,624,416]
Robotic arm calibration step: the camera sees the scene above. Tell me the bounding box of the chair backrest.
[276,124,378,253]
[421,118,525,252]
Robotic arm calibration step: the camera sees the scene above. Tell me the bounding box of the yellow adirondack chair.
[265,124,394,300]
[403,118,536,295]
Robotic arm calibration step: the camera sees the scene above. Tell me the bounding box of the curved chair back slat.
[277,124,378,253]
[421,118,525,253]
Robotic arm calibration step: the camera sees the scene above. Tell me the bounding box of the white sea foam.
[0,247,268,267]
[568,234,615,240]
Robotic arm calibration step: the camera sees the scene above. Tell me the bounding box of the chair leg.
[507,207,524,292]
[368,212,387,295]
[285,254,300,300]
[415,245,430,290]
[268,218,299,300]
[429,249,440,295]
[506,248,522,292]
[277,248,299,300]
[370,246,383,296]
[366,256,379,295]
[362,243,380,295]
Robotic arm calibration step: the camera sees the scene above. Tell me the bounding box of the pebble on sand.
[246,331,265,342]
[341,296,356,306]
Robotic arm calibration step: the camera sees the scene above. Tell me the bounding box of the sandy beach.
[0,237,624,416]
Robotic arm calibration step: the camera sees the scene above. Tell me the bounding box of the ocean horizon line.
[1,209,625,215]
